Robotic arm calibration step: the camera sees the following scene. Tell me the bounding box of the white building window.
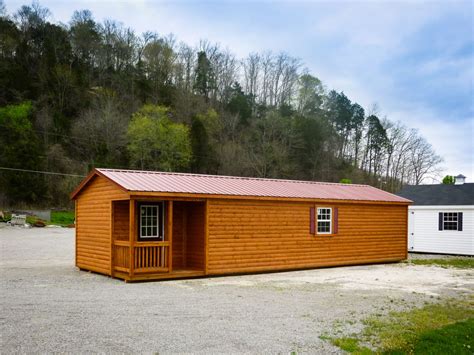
[317,207,332,234]
[139,203,164,240]
[442,212,459,231]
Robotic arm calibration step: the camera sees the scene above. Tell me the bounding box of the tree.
[0,13,21,104]
[194,51,214,99]
[245,111,292,178]
[71,88,129,166]
[69,9,101,88]
[69,10,100,65]
[326,91,354,159]
[364,115,389,179]
[190,109,220,173]
[243,53,260,100]
[409,136,443,185]
[297,73,324,115]
[127,105,191,171]
[351,103,365,166]
[442,175,454,184]
[292,114,332,180]
[142,35,176,103]
[0,102,46,203]
[226,82,252,125]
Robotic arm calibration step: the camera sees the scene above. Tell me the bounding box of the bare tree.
[175,42,196,92]
[409,135,443,185]
[243,53,260,101]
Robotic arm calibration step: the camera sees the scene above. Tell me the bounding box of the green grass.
[50,210,75,226]
[364,299,474,353]
[409,258,474,269]
[409,318,474,354]
[330,337,373,354]
[24,210,75,226]
[327,298,474,354]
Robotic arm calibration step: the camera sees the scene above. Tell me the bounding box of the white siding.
[408,205,474,256]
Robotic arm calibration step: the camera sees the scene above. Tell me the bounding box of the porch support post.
[168,200,173,273]
[129,199,136,279]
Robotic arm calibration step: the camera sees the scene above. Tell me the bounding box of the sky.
[6,0,474,182]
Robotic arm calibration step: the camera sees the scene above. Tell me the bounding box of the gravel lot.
[1,225,472,353]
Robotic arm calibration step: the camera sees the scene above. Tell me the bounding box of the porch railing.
[134,242,169,272]
[112,241,170,274]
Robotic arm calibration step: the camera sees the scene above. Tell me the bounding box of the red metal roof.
[84,168,410,203]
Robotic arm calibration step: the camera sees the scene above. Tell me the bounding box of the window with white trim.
[317,207,332,234]
[139,203,164,240]
[442,212,459,231]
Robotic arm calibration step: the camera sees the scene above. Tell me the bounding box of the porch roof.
[71,168,411,203]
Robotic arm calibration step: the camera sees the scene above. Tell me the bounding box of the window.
[440,212,463,231]
[317,207,332,234]
[139,203,164,241]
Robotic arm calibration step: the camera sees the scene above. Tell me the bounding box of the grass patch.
[409,318,474,355]
[327,298,474,354]
[22,210,75,226]
[50,210,75,226]
[330,337,372,354]
[409,258,474,269]
[364,299,474,353]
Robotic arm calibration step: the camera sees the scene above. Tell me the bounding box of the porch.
[110,199,207,281]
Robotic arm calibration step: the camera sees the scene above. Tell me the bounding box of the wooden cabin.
[71,168,411,282]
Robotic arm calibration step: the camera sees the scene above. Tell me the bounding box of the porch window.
[317,207,332,234]
[139,203,164,241]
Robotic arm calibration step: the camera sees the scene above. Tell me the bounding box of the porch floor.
[114,268,205,282]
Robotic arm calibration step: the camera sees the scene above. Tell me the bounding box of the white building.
[397,175,473,256]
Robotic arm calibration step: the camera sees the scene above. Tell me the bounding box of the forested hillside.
[0,2,442,207]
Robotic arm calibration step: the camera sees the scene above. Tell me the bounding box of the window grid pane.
[317,207,332,234]
[442,212,458,231]
[139,204,163,239]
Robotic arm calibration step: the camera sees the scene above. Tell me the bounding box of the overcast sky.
[6,0,474,182]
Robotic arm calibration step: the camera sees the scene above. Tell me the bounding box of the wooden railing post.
[129,199,136,279]
[168,200,173,273]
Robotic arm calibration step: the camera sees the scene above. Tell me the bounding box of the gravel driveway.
[1,226,472,353]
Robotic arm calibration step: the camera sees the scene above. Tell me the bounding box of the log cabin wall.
[75,175,128,275]
[207,199,407,275]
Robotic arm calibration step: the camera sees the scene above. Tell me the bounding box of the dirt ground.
[1,225,472,353]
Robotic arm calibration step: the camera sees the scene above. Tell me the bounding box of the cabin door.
[408,210,415,251]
